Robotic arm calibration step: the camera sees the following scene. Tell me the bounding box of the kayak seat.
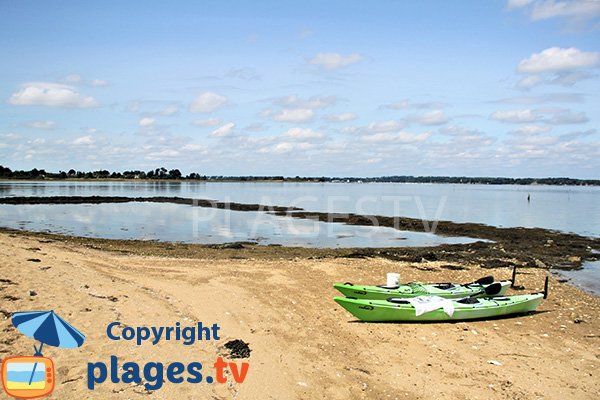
[456,298,480,304]
[377,285,400,290]
[386,298,410,304]
[433,283,455,290]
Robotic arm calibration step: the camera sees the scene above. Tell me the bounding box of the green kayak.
[334,277,547,322]
[334,293,544,322]
[334,277,512,300]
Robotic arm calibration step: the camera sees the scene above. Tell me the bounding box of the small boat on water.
[334,268,517,300]
[334,277,548,322]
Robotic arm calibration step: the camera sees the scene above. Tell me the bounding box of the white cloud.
[192,118,221,127]
[325,113,357,122]
[383,100,410,110]
[362,132,431,144]
[548,109,588,124]
[28,120,56,129]
[508,1,600,28]
[413,110,449,125]
[139,117,155,127]
[190,91,227,113]
[272,109,314,123]
[381,99,446,110]
[509,124,552,135]
[259,142,315,154]
[158,105,179,116]
[491,109,539,123]
[181,143,208,152]
[275,95,336,109]
[495,93,584,104]
[90,79,108,87]
[518,47,600,73]
[308,52,363,71]
[550,70,596,86]
[64,74,82,83]
[211,122,236,137]
[72,135,95,145]
[367,120,404,133]
[9,82,99,108]
[530,0,600,21]
[281,127,324,140]
[517,74,544,89]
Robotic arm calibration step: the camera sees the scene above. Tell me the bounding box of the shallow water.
[0,202,482,248]
[557,260,600,296]
[1,181,599,237]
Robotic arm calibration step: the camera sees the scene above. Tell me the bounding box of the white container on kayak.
[386,273,400,286]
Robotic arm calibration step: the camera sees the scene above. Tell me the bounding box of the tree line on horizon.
[0,165,598,186]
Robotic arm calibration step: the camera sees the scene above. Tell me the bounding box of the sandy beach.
[1,230,599,399]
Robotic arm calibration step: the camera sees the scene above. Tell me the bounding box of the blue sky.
[1,0,599,178]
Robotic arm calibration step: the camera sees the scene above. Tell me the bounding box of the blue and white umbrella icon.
[11,310,86,385]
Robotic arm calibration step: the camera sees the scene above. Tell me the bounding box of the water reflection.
[0,202,482,248]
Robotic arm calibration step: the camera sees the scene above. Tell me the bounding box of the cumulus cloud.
[28,120,57,129]
[72,135,95,145]
[272,109,314,123]
[548,109,588,124]
[362,132,431,144]
[139,117,155,127]
[491,109,539,123]
[494,93,584,104]
[274,95,336,109]
[64,74,82,83]
[281,127,324,140]
[190,91,227,113]
[325,113,357,122]
[516,47,599,89]
[412,110,450,125]
[517,74,545,89]
[518,47,600,73]
[192,118,221,127]
[211,122,236,137]
[508,0,600,28]
[491,108,588,125]
[9,82,99,108]
[258,142,315,154]
[509,124,552,135]
[308,52,363,71]
[381,99,446,110]
[90,79,108,87]
[159,105,179,116]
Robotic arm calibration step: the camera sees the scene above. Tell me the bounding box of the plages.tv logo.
[1,310,85,399]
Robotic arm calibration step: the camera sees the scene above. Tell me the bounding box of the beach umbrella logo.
[1,310,86,399]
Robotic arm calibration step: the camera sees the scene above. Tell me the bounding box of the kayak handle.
[511,266,517,288]
[344,282,354,286]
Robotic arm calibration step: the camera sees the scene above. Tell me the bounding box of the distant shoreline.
[1,177,599,186]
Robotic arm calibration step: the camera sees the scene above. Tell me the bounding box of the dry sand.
[1,230,599,399]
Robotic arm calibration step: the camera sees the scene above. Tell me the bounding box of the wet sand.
[1,230,599,399]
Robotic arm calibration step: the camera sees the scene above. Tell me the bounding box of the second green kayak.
[334,278,512,300]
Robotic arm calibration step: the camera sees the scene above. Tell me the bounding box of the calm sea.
[1,181,598,237]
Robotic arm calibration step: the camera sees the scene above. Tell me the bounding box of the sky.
[1,0,599,178]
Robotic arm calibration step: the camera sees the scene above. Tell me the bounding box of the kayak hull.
[334,294,544,322]
[334,281,512,300]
